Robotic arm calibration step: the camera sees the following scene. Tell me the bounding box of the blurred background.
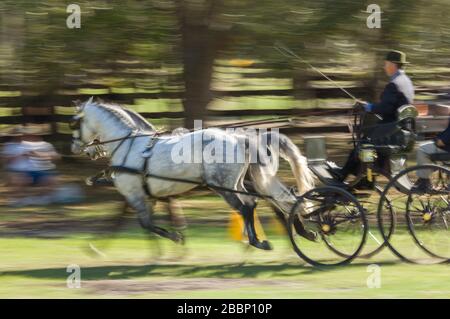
[0,0,449,298]
[1,0,450,139]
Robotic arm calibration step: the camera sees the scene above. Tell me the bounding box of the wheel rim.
[405,169,450,260]
[289,186,367,266]
[377,164,450,264]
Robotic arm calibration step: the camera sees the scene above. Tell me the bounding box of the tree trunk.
[180,23,216,128]
[176,0,227,129]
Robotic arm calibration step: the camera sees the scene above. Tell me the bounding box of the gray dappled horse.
[71,98,315,250]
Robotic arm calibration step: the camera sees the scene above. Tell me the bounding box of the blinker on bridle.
[69,118,81,130]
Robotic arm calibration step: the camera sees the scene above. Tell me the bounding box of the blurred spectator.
[1,125,61,206]
[1,127,28,190]
[19,126,60,189]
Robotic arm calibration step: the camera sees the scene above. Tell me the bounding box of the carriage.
[297,103,448,264]
[284,103,413,265]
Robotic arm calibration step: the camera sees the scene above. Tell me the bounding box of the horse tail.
[265,132,315,195]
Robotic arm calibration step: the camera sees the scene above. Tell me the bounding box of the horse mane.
[84,97,146,131]
[123,108,156,131]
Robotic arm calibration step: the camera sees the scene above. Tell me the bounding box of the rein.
[79,110,355,148]
[86,131,161,147]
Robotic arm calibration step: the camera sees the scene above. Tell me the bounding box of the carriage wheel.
[338,186,396,259]
[288,186,368,266]
[378,164,449,264]
[405,167,449,262]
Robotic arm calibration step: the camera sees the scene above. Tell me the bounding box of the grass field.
[0,189,448,298]
[0,224,448,298]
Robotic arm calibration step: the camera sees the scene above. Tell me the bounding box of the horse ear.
[86,96,94,105]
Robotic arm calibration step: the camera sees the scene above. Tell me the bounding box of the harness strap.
[144,172,276,199]
[142,158,151,196]
[110,132,133,159]
[110,166,142,175]
[109,133,158,197]
[121,134,137,166]
[109,166,275,199]
[88,131,161,147]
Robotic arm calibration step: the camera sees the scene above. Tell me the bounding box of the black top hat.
[386,50,409,64]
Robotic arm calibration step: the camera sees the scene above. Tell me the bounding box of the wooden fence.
[1,62,450,136]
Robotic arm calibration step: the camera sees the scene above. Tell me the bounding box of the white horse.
[71,98,315,250]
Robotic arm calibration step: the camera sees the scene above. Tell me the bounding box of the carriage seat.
[364,104,418,155]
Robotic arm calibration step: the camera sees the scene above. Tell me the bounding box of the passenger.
[414,121,450,191]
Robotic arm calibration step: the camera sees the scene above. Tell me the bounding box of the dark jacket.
[436,120,450,152]
[371,70,414,123]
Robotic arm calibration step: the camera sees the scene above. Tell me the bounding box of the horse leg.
[161,197,187,231]
[114,173,183,244]
[133,198,183,244]
[217,190,272,251]
[107,199,132,233]
[243,203,272,251]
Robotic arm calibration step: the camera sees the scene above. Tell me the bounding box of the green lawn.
[0,222,448,298]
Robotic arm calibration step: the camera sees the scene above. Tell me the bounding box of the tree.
[175,0,230,128]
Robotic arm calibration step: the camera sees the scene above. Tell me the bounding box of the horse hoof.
[261,240,273,250]
[250,240,273,251]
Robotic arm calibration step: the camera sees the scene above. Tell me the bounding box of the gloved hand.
[364,103,374,112]
[354,100,366,112]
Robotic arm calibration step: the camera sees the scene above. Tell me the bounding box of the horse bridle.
[69,113,157,161]
[70,114,110,160]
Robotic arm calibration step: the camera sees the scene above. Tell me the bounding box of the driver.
[332,50,415,181]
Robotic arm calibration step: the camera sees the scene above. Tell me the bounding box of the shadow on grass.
[0,260,401,281]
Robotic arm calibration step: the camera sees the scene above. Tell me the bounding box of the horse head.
[70,97,100,157]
